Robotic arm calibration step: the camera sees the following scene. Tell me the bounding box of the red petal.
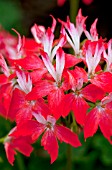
[0,83,12,119]
[41,130,58,163]
[10,54,44,70]
[26,80,55,100]
[16,104,32,125]
[84,107,100,139]
[55,125,81,147]
[72,96,89,125]
[4,142,16,165]
[91,72,112,92]
[81,84,105,102]
[60,93,74,117]
[30,69,47,84]
[12,136,33,156]
[48,88,64,119]
[11,120,45,141]
[65,54,82,68]
[99,109,112,144]
[8,88,26,121]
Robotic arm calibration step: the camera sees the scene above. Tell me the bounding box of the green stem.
[69,0,80,23]
[0,136,6,143]
[66,144,72,170]
[16,153,26,170]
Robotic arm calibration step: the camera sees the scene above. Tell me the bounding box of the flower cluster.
[0,8,112,165]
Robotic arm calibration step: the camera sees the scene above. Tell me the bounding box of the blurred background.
[1,0,112,170]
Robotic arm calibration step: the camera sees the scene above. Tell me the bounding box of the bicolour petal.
[51,34,66,61]
[55,125,81,147]
[0,54,10,77]
[76,8,87,36]
[41,50,56,81]
[56,48,65,83]
[41,130,58,163]
[31,24,45,44]
[84,107,100,139]
[43,28,54,57]
[90,19,98,41]
[16,71,32,94]
[50,15,56,33]
[84,19,98,41]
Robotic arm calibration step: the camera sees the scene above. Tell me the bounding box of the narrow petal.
[31,24,45,43]
[16,71,32,94]
[41,50,56,81]
[41,130,58,163]
[0,54,10,77]
[51,34,66,61]
[55,125,81,147]
[56,48,65,82]
[43,28,54,57]
[50,15,56,33]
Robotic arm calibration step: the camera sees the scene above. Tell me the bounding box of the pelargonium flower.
[84,93,112,144]
[4,127,33,165]
[11,110,81,163]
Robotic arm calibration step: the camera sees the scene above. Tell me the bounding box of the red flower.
[11,113,81,163]
[26,48,69,119]
[84,92,112,143]
[4,127,33,165]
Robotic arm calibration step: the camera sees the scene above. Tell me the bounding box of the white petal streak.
[16,71,32,94]
[32,112,47,124]
[41,51,56,81]
[56,48,65,82]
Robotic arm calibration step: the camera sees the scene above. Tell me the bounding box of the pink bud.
[57,0,66,6]
[82,0,93,5]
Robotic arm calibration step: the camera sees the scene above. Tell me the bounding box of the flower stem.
[0,136,6,143]
[66,144,72,170]
[16,154,26,170]
[69,0,80,23]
